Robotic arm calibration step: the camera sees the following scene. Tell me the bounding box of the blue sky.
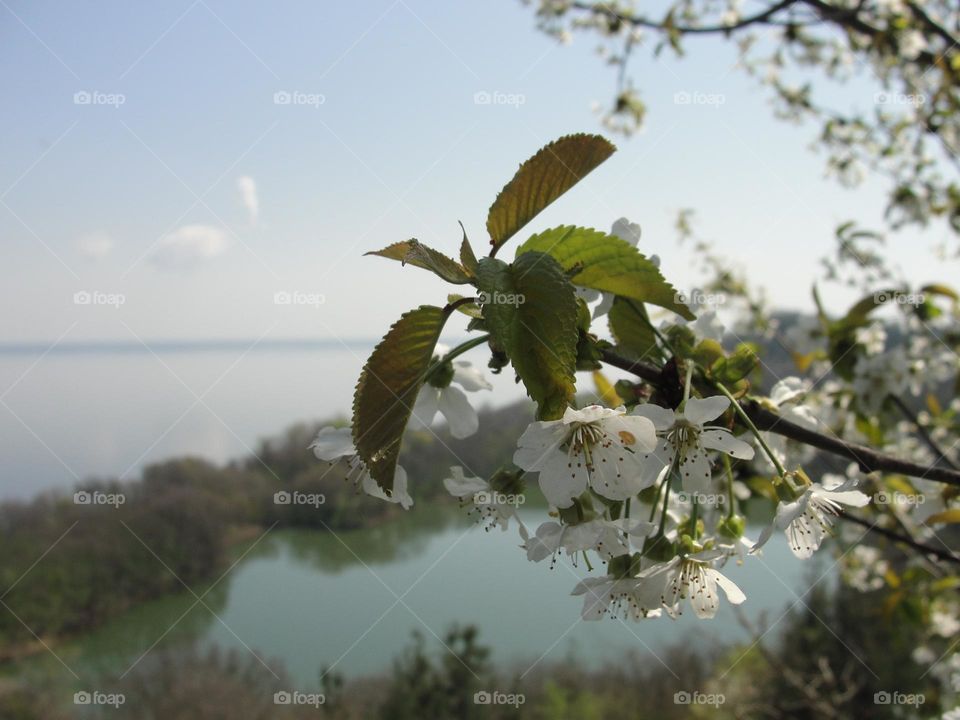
[2,0,954,346]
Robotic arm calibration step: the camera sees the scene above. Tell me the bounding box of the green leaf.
[476,253,579,419]
[841,290,897,327]
[352,305,450,493]
[920,283,959,301]
[925,509,960,525]
[366,240,473,285]
[608,297,660,360]
[458,222,479,275]
[516,225,694,319]
[487,134,615,253]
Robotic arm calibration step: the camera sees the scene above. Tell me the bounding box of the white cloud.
[77,231,114,259]
[151,224,229,267]
[237,175,258,225]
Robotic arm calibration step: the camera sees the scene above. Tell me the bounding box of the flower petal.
[709,568,746,605]
[701,428,755,460]
[437,385,479,439]
[537,451,589,508]
[452,361,493,392]
[442,466,486,498]
[309,426,356,460]
[513,421,567,471]
[683,396,730,425]
[631,403,676,431]
[408,386,439,430]
[677,446,713,494]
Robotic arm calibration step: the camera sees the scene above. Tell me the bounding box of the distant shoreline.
[0,338,476,356]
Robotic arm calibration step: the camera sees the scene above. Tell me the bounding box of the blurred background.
[0,1,956,718]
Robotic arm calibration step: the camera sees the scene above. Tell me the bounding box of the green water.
[17,506,820,691]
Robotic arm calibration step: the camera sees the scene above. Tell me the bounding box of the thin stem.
[712,378,789,480]
[689,496,700,540]
[723,454,736,519]
[682,363,694,405]
[423,334,491,384]
[657,468,674,537]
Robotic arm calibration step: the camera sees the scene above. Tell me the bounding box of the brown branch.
[599,348,960,487]
[570,0,801,35]
[889,394,960,472]
[839,511,960,566]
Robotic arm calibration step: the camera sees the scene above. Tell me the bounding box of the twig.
[599,348,960,487]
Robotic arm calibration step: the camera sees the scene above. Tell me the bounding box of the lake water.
[1,345,824,691]
[0,341,526,497]
[14,506,820,692]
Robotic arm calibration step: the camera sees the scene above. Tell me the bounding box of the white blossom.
[514,405,658,507]
[635,549,747,619]
[443,466,522,532]
[753,478,869,559]
[310,426,413,509]
[409,347,492,439]
[633,397,755,494]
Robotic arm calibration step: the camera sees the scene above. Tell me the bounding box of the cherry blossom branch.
[889,394,960,472]
[839,511,960,567]
[599,348,960,488]
[570,0,802,35]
